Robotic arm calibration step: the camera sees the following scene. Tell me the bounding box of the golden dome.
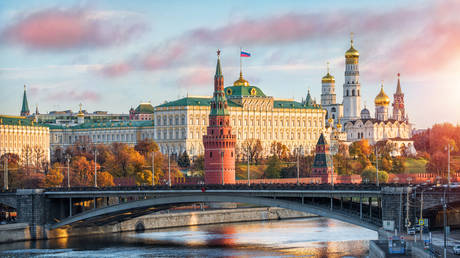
[336,121,342,129]
[233,72,250,86]
[328,118,334,125]
[76,103,85,117]
[345,36,359,58]
[322,72,335,83]
[374,84,390,106]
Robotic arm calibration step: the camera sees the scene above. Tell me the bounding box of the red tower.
[203,50,236,185]
[311,133,336,184]
[392,73,406,121]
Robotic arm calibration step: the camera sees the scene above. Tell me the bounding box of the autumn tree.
[135,139,159,157]
[43,163,64,188]
[71,156,95,186]
[97,171,114,187]
[136,169,153,186]
[361,166,389,184]
[105,143,145,177]
[270,141,290,160]
[242,139,263,164]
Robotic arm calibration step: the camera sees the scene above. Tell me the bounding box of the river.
[0,217,377,257]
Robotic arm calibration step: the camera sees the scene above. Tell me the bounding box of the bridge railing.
[40,183,412,192]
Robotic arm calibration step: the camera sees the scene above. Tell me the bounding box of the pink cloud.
[2,7,147,50]
[177,69,213,88]
[99,62,131,77]
[45,89,101,102]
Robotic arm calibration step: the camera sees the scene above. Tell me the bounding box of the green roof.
[0,115,40,127]
[224,85,266,97]
[135,103,154,114]
[43,120,154,130]
[156,97,241,108]
[273,100,321,109]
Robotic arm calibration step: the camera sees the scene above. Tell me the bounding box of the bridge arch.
[51,194,379,231]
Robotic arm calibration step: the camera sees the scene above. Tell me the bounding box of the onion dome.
[336,119,342,130]
[374,84,390,106]
[322,72,335,83]
[345,34,359,58]
[360,107,371,119]
[233,71,250,86]
[328,117,334,125]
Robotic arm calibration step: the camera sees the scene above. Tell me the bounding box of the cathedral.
[321,36,414,154]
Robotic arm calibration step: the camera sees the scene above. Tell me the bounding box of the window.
[331,107,336,112]
[346,90,349,96]
[210,151,212,158]
[352,89,355,96]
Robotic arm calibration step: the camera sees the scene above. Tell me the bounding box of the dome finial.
[350,32,354,46]
[327,61,330,74]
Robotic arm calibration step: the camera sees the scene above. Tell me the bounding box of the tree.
[135,139,159,157]
[43,163,64,188]
[97,171,114,187]
[349,140,372,158]
[242,139,263,164]
[177,151,191,168]
[264,155,282,178]
[361,166,388,184]
[71,156,94,186]
[270,142,290,160]
[136,169,152,186]
[105,143,145,177]
[192,155,204,171]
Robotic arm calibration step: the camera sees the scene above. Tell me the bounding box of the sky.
[0,0,459,129]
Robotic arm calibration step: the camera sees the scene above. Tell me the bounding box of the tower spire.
[396,72,402,94]
[20,85,30,116]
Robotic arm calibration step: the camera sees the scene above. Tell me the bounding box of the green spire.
[215,49,222,78]
[21,85,30,116]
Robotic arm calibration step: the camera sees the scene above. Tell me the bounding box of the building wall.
[0,123,50,163]
[49,126,154,152]
[153,98,326,157]
[345,120,411,145]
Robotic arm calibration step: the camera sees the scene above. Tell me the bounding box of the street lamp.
[168,147,171,187]
[65,154,71,188]
[93,150,98,187]
[445,144,453,188]
[151,151,155,187]
[221,151,225,185]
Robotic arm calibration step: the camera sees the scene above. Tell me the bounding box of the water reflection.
[0,217,377,257]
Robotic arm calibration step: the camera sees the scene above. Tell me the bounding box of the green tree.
[265,155,282,178]
[177,151,191,168]
[361,166,389,184]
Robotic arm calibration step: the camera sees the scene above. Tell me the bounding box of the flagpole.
[240,47,242,77]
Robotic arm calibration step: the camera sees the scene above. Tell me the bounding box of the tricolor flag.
[240,51,251,57]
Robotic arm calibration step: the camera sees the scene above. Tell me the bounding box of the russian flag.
[240,51,251,57]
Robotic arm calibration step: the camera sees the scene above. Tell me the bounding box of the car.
[453,245,460,255]
[407,228,416,235]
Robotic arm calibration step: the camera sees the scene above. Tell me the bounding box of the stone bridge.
[1,184,458,234]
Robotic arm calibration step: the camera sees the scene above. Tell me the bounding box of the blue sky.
[0,0,459,128]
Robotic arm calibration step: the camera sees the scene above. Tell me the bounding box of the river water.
[0,217,377,257]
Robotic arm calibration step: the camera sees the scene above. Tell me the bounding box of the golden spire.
[77,103,84,117]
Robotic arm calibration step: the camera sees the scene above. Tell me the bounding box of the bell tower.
[203,50,236,184]
[342,33,361,124]
[392,73,406,121]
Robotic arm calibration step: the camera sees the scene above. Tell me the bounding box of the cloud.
[1,7,147,50]
[99,62,132,77]
[44,89,101,102]
[176,68,213,88]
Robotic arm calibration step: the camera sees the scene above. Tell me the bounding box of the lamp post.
[296,146,304,186]
[221,151,225,185]
[65,154,71,188]
[375,146,379,187]
[445,144,453,188]
[3,156,8,190]
[247,145,250,186]
[151,151,155,187]
[168,147,171,187]
[94,150,98,187]
[442,189,448,258]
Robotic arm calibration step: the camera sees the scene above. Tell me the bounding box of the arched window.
[352,89,355,96]
[346,90,349,96]
[210,151,212,158]
[331,107,336,112]
[358,90,360,96]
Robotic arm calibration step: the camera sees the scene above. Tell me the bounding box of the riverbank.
[0,207,315,243]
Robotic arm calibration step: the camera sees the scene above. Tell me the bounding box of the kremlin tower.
[20,85,30,117]
[311,133,335,184]
[203,50,236,185]
[342,33,361,124]
[392,73,406,121]
[321,62,336,106]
